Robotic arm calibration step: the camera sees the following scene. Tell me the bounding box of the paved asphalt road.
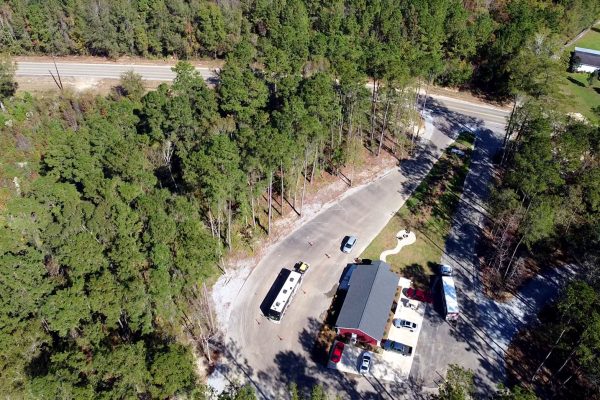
[15,61,217,82]
[411,99,509,393]
[412,99,576,395]
[18,59,529,397]
[210,98,510,399]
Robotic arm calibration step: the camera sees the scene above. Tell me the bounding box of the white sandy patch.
[211,260,254,333]
[72,77,101,92]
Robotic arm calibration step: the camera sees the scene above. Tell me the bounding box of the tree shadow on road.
[398,141,442,198]
[298,316,330,365]
[215,338,271,399]
[423,96,488,137]
[267,347,375,400]
[404,263,430,289]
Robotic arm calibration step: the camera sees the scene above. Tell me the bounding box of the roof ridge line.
[356,263,383,331]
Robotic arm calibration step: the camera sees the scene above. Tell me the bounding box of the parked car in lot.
[393,318,418,330]
[338,264,357,291]
[342,236,357,253]
[439,264,453,276]
[382,340,413,356]
[450,148,466,157]
[405,287,433,303]
[330,341,345,363]
[359,352,372,374]
[295,261,310,274]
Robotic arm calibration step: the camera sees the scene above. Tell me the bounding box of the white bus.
[267,270,303,323]
[441,276,459,321]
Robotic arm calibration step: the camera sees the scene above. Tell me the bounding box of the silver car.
[359,352,372,374]
[342,236,357,253]
[393,318,418,330]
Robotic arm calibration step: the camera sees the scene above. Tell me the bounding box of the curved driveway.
[15,58,569,398]
[211,97,510,399]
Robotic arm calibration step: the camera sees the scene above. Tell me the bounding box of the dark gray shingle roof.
[335,260,399,340]
[573,47,600,68]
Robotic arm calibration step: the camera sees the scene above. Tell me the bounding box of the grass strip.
[360,132,475,288]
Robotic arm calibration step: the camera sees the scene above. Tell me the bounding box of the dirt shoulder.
[14,55,224,68]
[15,76,163,95]
[426,85,512,111]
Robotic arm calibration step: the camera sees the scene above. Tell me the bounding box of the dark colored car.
[339,264,357,291]
[382,340,413,356]
[439,264,453,276]
[330,341,345,363]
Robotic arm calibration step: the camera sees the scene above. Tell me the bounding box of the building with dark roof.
[335,260,399,346]
[571,47,600,73]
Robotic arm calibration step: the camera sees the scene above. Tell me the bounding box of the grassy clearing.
[559,72,600,123]
[560,27,600,122]
[361,133,475,288]
[573,27,600,51]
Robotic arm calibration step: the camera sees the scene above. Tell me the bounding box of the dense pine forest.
[0,0,599,94]
[1,0,600,398]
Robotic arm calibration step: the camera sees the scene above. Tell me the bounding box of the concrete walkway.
[380,230,416,263]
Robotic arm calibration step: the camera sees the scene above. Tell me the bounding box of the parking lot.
[329,341,407,382]
[328,277,425,382]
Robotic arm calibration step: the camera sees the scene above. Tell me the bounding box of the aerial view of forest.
[0,1,599,399]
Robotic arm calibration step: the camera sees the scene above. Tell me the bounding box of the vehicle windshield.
[268,310,281,321]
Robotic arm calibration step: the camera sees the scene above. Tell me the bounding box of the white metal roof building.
[572,47,600,73]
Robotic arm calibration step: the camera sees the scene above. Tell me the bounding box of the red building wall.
[337,328,378,346]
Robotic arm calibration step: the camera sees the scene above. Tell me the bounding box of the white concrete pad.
[329,343,408,382]
[388,305,424,348]
[329,341,362,375]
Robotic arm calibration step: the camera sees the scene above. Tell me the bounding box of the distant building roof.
[573,47,600,68]
[335,260,399,341]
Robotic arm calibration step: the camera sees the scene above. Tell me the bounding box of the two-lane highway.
[16,60,217,81]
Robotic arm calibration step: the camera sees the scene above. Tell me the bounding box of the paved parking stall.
[329,342,406,382]
[329,278,426,383]
[382,279,425,379]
